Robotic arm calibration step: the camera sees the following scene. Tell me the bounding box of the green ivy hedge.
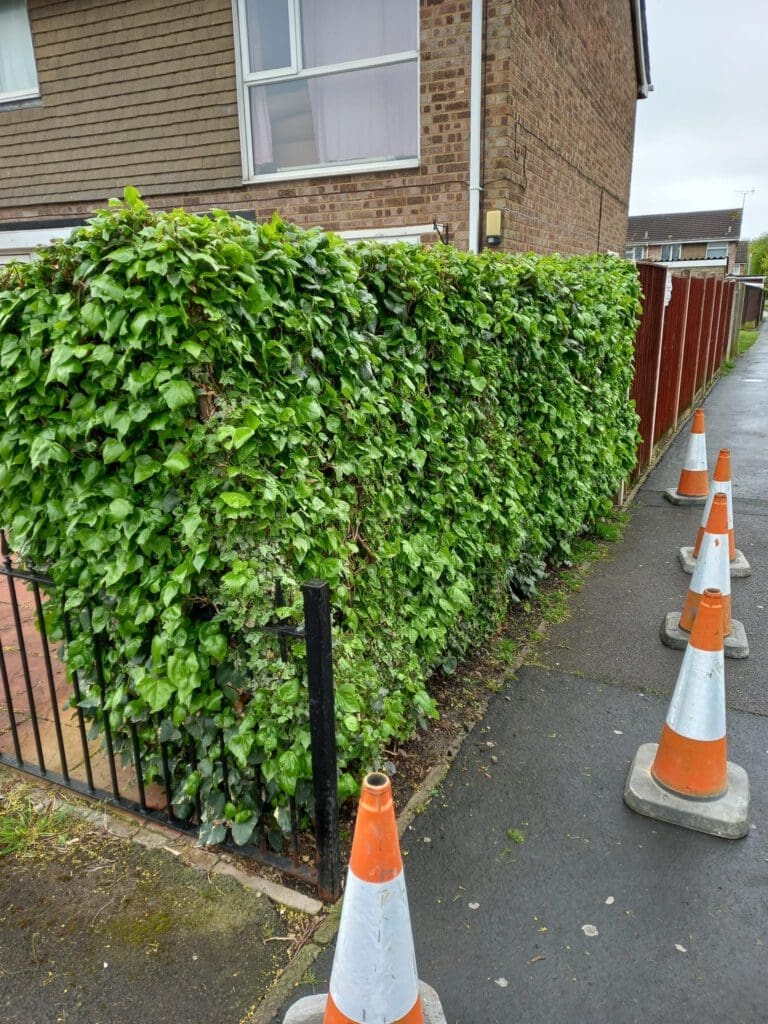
[0,191,640,843]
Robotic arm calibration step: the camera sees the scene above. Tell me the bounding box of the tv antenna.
[736,187,755,210]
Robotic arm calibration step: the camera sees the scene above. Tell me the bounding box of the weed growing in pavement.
[738,328,759,356]
[0,781,78,860]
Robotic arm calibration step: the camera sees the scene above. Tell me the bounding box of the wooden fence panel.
[695,277,717,393]
[707,280,726,383]
[677,276,705,418]
[653,275,689,445]
[630,263,667,482]
[630,268,738,489]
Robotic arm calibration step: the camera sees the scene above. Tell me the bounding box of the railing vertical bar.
[302,580,341,901]
[0,534,46,771]
[0,616,23,764]
[62,610,95,791]
[92,627,120,799]
[129,722,147,810]
[159,728,176,820]
[31,580,69,780]
[254,763,267,850]
[190,745,203,822]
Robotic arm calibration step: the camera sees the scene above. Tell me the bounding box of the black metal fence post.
[302,580,342,901]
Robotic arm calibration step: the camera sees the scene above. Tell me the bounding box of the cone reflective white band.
[683,431,707,473]
[666,645,726,742]
[329,871,420,1024]
[689,529,731,598]
[699,478,733,533]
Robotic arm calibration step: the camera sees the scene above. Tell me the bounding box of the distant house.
[1,0,650,263]
[626,208,744,277]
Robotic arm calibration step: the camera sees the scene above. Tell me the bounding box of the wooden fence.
[629,265,737,486]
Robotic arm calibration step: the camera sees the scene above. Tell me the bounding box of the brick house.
[626,209,746,278]
[0,0,650,263]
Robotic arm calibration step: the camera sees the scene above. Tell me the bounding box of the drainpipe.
[468,0,484,253]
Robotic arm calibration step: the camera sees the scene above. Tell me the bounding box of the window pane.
[244,0,292,74]
[707,244,727,258]
[300,0,417,68]
[0,0,38,97]
[249,61,418,174]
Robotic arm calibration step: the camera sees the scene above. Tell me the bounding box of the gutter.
[468,0,484,253]
[630,0,652,99]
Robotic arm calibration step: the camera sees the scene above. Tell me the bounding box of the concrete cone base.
[678,546,752,577]
[283,982,447,1024]
[660,612,749,659]
[624,743,750,839]
[664,487,707,506]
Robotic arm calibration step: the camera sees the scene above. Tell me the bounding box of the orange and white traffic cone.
[661,493,749,658]
[625,588,749,838]
[679,448,751,576]
[283,773,447,1024]
[664,408,708,505]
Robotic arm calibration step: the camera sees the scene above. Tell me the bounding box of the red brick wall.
[0,0,639,256]
[482,0,638,255]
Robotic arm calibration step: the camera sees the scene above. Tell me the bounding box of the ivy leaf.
[136,674,174,713]
[29,435,69,468]
[90,275,125,302]
[102,438,125,464]
[109,498,132,520]
[198,822,227,846]
[133,455,161,484]
[220,491,252,509]
[228,733,255,768]
[163,450,190,474]
[159,379,196,411]
[231,815,257,845]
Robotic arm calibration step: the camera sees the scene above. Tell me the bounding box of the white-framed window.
[706,242,728,259]
[660,243,682,261]
[0,0,39,104]
[233,0,419,182]
[0,225,76,264]
[625,245,646,261]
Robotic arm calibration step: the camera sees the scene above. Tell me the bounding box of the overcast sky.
[629,0,768,240]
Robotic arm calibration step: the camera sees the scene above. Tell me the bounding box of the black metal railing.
[0,530,342,900]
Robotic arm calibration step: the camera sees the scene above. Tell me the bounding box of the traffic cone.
[625,588,749,838]
[664,408,708,505]
[661,493,749,658]
[679,448,751,576]
[283,773,447,1024]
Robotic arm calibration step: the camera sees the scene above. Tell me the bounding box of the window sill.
[242,158,420,186]
[0,93,42,112]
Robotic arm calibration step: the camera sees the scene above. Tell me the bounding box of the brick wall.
[0,0,640,256]
[483,0,638,255]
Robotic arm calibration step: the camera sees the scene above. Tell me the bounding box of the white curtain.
[244,0,275,167]
[301,0,417,164]
[0,0,38,96]
[249,88,275,168]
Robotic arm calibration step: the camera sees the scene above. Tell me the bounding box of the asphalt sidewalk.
[276,320,768,1023]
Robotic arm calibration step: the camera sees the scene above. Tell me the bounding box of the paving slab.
[0,818,297,1024]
